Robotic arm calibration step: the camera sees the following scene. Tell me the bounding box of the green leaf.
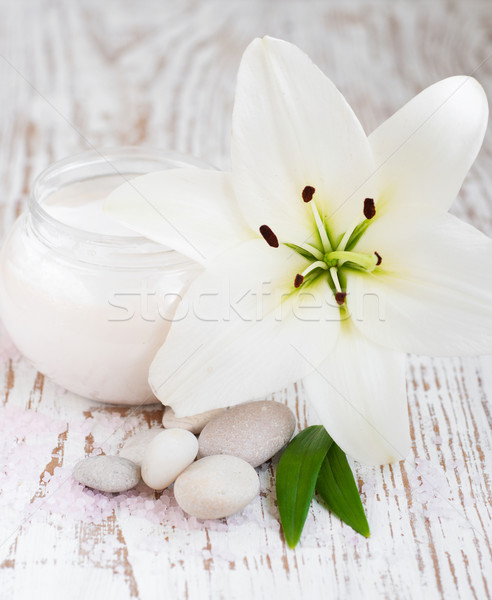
[316,443,370,537]
[276,425,333,548]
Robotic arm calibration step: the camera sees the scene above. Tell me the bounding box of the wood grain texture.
[0,1,491,598]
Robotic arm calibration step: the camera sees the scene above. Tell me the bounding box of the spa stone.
[198,400,296,467]
[73,455,140,493]
[173,455,259,519]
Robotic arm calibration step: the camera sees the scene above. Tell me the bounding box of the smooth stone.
[162,406,227,435]
[174,455,259,519]
[73,455,140,493]
[141,429,199,490]
[118,428,163,467]
[198,400,296,467]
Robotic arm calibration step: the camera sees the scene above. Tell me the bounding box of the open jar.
[0,147,204,404]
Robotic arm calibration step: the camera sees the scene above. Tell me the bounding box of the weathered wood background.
[0,1,491,598]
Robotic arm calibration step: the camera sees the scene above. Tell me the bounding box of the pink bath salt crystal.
[186,516,199,529]
[203,519,227,532]
[161,495,171,507]
[165,507,185,527]
[71,418,95,436]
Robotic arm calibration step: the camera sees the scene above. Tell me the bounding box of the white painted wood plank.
[0,1,491,599]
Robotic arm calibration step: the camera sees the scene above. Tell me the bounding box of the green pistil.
[324,257,338,268]
[324,250,378,271]
[290,190,381,295]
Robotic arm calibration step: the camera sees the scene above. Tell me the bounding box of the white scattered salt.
[405,458,456,520]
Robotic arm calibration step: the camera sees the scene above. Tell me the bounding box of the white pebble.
[141,429,198,490]
[119,428,163,466]
[174,455,260,519]
[198,400,296,467]
[162,406,226,434]
[73,455,140,493]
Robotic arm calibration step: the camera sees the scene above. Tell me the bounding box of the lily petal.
[369,76,488,211]
[104,168,253,265]
[347,204,492,356]
[231,36,376,246]
[303,320,410,465]
[149,239,341,416]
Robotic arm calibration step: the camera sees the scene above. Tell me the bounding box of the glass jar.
[0,147,204,405]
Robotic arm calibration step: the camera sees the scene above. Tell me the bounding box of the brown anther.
[335,292,347,306]
[302,186,315,203]
[259,225,279,248]
[374,251,382,266]
[363,198,376,219]
[294,274,304,288]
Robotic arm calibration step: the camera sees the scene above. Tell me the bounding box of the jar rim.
[29,146,209,262]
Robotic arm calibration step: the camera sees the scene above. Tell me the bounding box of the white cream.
[0,152,201,405]
[44,175,137,237]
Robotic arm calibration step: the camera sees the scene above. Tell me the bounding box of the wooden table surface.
[1,1,491,598]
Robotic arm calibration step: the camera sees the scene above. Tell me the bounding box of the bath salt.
[2,405,268,537]
[406,458,456,520]
[0,406,69,523]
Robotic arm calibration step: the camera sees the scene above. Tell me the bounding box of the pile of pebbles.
[73,400,296,520]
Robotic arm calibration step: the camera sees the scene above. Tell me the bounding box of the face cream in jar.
[0,147,204,404]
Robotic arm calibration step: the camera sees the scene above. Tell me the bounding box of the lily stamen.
[339,197,377,250]
[330,267,342,293]
[259,224,279,248]
[375,251,382,266]
[302,186,332,253]
[298,243,324,261]
[293,260,328,288]
[363,198,376,220]
[329,267,346,305]
[335,292,347,306]
[302,186,315,202]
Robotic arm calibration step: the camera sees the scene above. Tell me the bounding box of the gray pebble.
[198,400,296,467]
[73,455,140,493]
[174,455,259,519]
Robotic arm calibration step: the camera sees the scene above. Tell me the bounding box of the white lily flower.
[104,37,490,465]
